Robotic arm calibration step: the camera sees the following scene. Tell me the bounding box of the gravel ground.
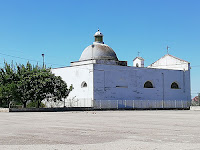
[0,110,200,150]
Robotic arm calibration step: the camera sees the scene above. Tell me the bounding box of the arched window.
[171,82,179,89]
[144,81,153,88]
[81,81,87,88]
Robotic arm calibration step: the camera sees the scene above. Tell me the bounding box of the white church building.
[50,30,191,109]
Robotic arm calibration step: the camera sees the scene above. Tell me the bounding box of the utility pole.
[42,54,44,68]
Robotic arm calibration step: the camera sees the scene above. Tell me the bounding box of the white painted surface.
[79,42,118,61]
[50,60,190,108]
[93,64,191,103]
[133,57,144,67]
[148,54,189,71]
[71,59,127,67]
[190,106,200,110]
[0,108,9,112]
[94,29,103,37]
[51,65,94,107]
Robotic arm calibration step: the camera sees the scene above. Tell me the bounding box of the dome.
[79,43,118,61]
[79,29,118,61]
[94,29,103,37]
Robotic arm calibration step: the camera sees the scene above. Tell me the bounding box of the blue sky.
[0,0,199,98]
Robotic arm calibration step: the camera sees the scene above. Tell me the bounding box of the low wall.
[0,108,10,112]
[9,107,92,112]
[1,106,189,112]
[1,107,92,112]
[190,106,200,110]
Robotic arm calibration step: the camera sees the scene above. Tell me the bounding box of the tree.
[192,93,200,106]
[0,61,72,108]
[0,62,18,107]
[27,66,73,108]
[45,75,73,107]
[15,63,35,108]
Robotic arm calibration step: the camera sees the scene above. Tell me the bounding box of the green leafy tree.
[0,61,72,108]
[16,62,73,108]
[29,68,73,108]
[15,63,34,108]
[0,62,18,107]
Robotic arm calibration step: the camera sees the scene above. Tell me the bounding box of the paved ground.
[0,110,200,150]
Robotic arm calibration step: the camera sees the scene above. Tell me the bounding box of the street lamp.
[42,54,44,68]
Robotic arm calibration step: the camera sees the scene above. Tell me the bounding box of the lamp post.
[42,54,44,68]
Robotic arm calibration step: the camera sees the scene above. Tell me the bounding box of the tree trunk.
[23,102,26,108]
[7,99,9,108]
[37,101,41,108]
[0,99,2,107]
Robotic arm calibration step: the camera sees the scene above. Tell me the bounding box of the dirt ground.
[0,110,200,150]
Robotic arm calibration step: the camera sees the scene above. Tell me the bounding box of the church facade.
[50,30,191,109]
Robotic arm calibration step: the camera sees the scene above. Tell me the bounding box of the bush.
[27,101,45,108]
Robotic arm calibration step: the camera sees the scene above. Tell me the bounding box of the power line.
[1,51,200,70]
[191,65,200,67]
[0,52,66,67]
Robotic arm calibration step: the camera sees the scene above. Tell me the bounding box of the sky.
[0,0,199,98]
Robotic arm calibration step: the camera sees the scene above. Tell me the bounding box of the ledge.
[0,107,190,112]
[0,107,93,112]
[0,108,10,112]
[190,106,200,110]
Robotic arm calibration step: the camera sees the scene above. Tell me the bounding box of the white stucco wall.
[49,59,191,109]
[148,54,189,71]
[51,64,94,107]
[93,64,191,103]
[133,58,144,67]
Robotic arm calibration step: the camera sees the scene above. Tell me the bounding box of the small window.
[81,81,87,88]
[116,86,128,88]
[144,81,153,88]
[171,82,179,89]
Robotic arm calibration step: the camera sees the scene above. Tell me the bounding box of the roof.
[94,29,103,37]
[150,54,189,66]
[80,29,118,61]
[79,42,118,61]
[133,57,144,61]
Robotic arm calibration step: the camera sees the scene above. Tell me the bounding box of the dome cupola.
[79,29,118,61]
[94,29,104,44]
